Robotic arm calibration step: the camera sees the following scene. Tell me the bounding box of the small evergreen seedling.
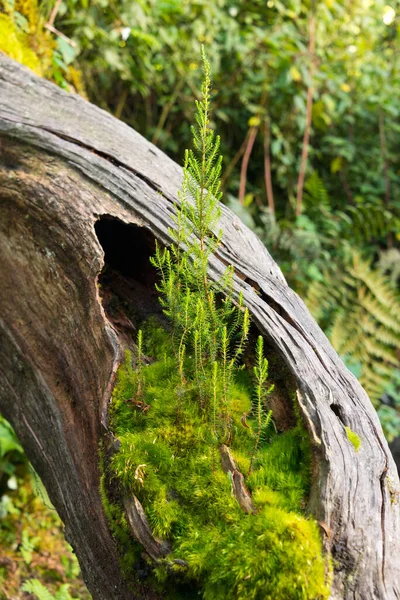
[151,47,251,440]
[136,329,144,399]
[248,336,274,475]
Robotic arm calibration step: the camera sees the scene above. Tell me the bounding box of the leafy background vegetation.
[0,0,399,597]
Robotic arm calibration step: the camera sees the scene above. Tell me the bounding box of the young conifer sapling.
[150,47,255,444]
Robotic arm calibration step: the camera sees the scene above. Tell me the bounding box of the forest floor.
[0,474,91,600]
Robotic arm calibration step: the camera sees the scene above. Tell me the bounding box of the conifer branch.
[151,48,272,457]
[248,336,274,475]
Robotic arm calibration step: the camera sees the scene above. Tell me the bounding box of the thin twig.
[219,445,255,514]
[296,8,316,217]
[239,126,258,205]
[152,79,184,145]
[263,116,275,215]
[45,0,77,47]
[124,496,171,561]
[47,0,62,27]
[45,24,77,47]
[220,135,247,190]
[114,88,128,120]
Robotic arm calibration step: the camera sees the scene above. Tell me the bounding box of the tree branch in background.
[339,171,354,205]
[296,8,316,217]
[45,0,77,47]
[114,88,128,120]
[263,116,275,216]
[378,109,390,207]
[152,79,185,145]
[239,125,258,205]
[220,134,247,190]
[46,0,62,27]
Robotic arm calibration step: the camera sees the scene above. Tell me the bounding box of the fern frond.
[304,171,331,211]
[21,581,56,600]
[378,248,400,285]
[305,250,400,404]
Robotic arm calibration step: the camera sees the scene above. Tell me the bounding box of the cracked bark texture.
[0,55,399,600]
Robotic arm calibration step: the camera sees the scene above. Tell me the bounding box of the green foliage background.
[0,416,90,600]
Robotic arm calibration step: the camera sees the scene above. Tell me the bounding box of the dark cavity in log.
[95,216,163,349]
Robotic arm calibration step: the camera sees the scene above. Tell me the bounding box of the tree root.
[124,496,171,561]
[220,445,256,514]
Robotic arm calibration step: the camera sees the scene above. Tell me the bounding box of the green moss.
[103,325,330,600]
[0,14,42,74]
[99,447,142,580]
[103,53,330,597]
[0,0,86,93]
[345,426,361,452]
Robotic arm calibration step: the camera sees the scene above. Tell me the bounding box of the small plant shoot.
[104,49,330,600]
[345,426,361,452]
[150,47,250,440]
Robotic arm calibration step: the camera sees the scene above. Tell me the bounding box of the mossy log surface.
[0,55,399,599]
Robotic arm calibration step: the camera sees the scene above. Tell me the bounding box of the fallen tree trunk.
[0,55,399,599]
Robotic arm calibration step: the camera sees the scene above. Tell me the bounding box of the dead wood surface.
[0,55,399,600]
[219,444,255,514]
[124,496,171,562]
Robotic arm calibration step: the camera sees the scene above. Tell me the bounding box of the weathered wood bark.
[124,496,171,562]
[390,437,400,476]
[0,55,399,599]
[220,444,255,514]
